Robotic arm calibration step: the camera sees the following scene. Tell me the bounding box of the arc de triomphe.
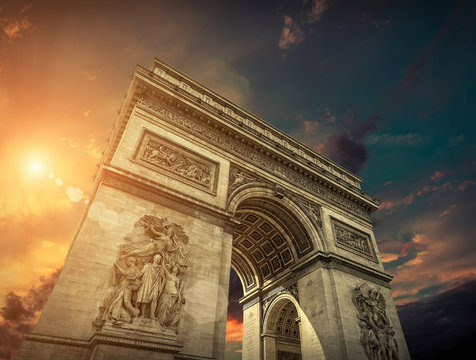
[17,58,410,360]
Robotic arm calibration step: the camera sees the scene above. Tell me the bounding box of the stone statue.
[136,253,165,319]
[92,257,142,326]
[352,283,398,360]
[93,215,190,333]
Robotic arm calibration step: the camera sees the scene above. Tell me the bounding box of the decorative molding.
[352,283,399,360]
[143,60,364,192]
[132,129,219,195]
[135,98,373,221]
[331,218,376,262]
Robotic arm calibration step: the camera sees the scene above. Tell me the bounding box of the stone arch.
[228,185,326,254]
[262,294,326,360]
[229,190,318,294]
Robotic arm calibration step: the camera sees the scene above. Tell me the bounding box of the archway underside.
[231,197,314,294]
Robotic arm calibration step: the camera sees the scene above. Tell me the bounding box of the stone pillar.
[212,227,234,359]
[262,334,277,360]
[242,299,261,360]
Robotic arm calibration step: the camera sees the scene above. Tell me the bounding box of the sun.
[27,160,45,176]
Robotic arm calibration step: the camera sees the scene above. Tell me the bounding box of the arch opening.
[231,195,314,295]
[226,193,316,359]
[263,298,302,360]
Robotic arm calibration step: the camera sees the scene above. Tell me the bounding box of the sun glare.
[28,160,44,175]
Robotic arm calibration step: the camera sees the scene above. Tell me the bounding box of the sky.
[0,0,475,359]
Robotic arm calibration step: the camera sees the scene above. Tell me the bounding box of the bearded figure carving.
[93,215,190,333]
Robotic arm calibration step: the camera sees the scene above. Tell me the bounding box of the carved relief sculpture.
[133,129,219,194]
[352,283,399,360]
[93,215,190,334]
[227,166,258,197]
[332,219,375,260]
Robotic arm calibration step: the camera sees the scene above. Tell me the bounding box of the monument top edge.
[107,57,379,208]
[148,57,364,185]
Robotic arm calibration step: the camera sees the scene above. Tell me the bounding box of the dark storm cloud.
[397,277,476,360]
[322,111,377,174]
[0,269,60,360]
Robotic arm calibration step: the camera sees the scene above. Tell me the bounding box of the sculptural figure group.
[93,215,190,333]
[352,283,399,360]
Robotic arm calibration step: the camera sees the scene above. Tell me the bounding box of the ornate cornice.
[147,58,364,191]
[133,98,374,221]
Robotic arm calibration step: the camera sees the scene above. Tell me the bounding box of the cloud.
[439,204,457,217]
[278,16,304,50]
[366,133,425,146]
[2,18,33,40]
[457,180,474,192]
[0,269,61,360]
[430,170,445,182]
[303,120,318,132]
[321,111,377,174]
[397,277,476,360]
[379,194,414,210]
[306,0,328,23]
[226,316,243,342]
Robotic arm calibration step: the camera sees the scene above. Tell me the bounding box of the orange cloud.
[303,120,319,132]
[430,170,445,181]
[307,0,328,23]
[279,16,304,50]
[3,18,33,40]
[380,253,399,263]
[457,180,474,191]
[439,204,457,217]
[379,193,414,210]
[313,143,325,153]
[226,316,243,342]
[389,218,476,305]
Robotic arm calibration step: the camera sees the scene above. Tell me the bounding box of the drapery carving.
[93,215,189,333]
[352,283,398,360]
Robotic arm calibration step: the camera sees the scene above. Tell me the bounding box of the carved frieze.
[132,129,219,195]
[92,215,190,334]
[135,98,371,220]
[331,218,376,261]
[352,283,399,360]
